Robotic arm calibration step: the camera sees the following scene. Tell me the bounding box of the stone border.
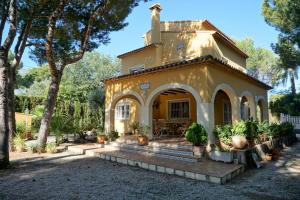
[87,150,244,185]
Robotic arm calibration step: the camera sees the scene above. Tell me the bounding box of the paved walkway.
[0,139,299,200]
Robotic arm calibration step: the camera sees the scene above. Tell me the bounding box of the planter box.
[208,151,233,163]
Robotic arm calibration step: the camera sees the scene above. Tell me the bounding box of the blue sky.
[5,0,299,91]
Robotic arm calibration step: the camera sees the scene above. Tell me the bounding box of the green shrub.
[269,93,300,118]
[280,122,294,135]
[257,121,269,135]
[27,143,38,153]
[129,121,140,135]
[138,124,151,136]
[213,124,232,145]
[232,121,247,136]
[13,134,25,151]
[16,121,27,135]
[267,123,282,138]
[46,142,57,153]
[245,119,259,139]
[108,130,119,141]
[185,123,207,146]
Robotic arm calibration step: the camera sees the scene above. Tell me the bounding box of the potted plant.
[213,124,233,149]
[97,133,107,144]
[231,121,248,149]
[185,122,207,158]
[257,121,269,142]
[137,124,150,146]
[13,134,26,152]
[129,121,140,136]
[108,130,119,142]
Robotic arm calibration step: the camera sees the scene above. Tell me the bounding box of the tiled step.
[88,149,244,184]
[110,142,197,162]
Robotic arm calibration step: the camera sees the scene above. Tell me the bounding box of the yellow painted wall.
[114,98,140,135]
[152,93,197,122]
[15,112,32,130]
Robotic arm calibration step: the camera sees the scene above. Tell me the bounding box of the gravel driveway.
[0,140,299,200]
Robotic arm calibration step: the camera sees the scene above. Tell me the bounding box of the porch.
[66,139,244,184]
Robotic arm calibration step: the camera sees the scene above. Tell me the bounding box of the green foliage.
[267,123,282,138]
[46,142,57,154]
[129,121,140,134]
[138,124,151,137]
[50,114,75,143]
[26,143,38,153]
[13,134,25,150]
[236,38,282,86]
[232,119,259,139]
[185,123,207,146]
[15,95,45,113]
[108,131,119,141]
[16,121,26,135]
[213,124,233,145]
[269,93,300,117]
[232,121,248,136]
[257,121,269,134]
[280,122,294,135]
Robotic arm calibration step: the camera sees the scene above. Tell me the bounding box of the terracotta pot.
[138,135,148,146]
[193,146,205,158]
[265,154,272,161]
[97,135,106,144]
[232,135,247,149]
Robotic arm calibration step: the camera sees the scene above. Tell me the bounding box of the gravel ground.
[0,140,300,200]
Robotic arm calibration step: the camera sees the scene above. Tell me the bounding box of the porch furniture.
[152,119,191,139]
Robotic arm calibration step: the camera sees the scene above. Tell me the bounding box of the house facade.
[104,4,271,144]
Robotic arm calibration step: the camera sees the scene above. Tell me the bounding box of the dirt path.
[0,140,299,200]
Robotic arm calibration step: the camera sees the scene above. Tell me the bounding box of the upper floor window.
[129,65,145,74]
[115,103,130,120]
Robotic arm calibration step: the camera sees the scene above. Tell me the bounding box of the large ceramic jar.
[232,135,247,149]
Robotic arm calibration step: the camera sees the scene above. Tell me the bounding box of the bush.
[280,122,294,135]
[257,121,269,135]
[13,134,25,151]
[46,142,57,153]
[213,124,232,145]
[269,93,300,118]
[108,130,119,141]
[267,123,282,138]
[16,121,27,136]
[185,123,207,146]
[245,119,259,139]
[232,121,247,136]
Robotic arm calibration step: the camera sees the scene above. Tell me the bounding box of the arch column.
[240,91,256,120]
[255,95,269,121]
[144,83,216,144]
[104,90,144,134]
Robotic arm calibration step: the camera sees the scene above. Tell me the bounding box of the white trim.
[115,102,130,120]
[107,90,144,111]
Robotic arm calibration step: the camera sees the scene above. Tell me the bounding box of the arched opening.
[110,94,142,136]
[151,88,197,139]
[240,96,250,120]
[257,99,264,122]
[214,90,232,126]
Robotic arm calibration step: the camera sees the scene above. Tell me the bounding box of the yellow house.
[104,4,272,144]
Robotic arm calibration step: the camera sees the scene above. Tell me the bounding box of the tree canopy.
[236,38,283,86]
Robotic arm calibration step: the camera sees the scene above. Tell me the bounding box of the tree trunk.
[0,50,9,168]
[290,69,296,95]
[37,74,62,148]
[7,64,16,152]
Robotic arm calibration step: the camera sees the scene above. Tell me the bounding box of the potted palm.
[129,121,140,137]
[185,123,208,158]
[137,124,150,146]
[231,121,248,149]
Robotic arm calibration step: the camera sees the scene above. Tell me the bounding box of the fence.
[280,113,300,133]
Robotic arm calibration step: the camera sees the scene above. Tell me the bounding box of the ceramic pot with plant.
[231,121,248,149]
[137,124,150,146]
[185,122,208,158]
[97,134,107,144]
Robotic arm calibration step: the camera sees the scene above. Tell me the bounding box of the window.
[240,97,250,120]
[223,101,232,124]
[129,65,145,74]
[115,103,130,120]
[168,100,189,119]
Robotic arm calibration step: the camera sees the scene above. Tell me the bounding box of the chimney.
[149,3,162,44]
